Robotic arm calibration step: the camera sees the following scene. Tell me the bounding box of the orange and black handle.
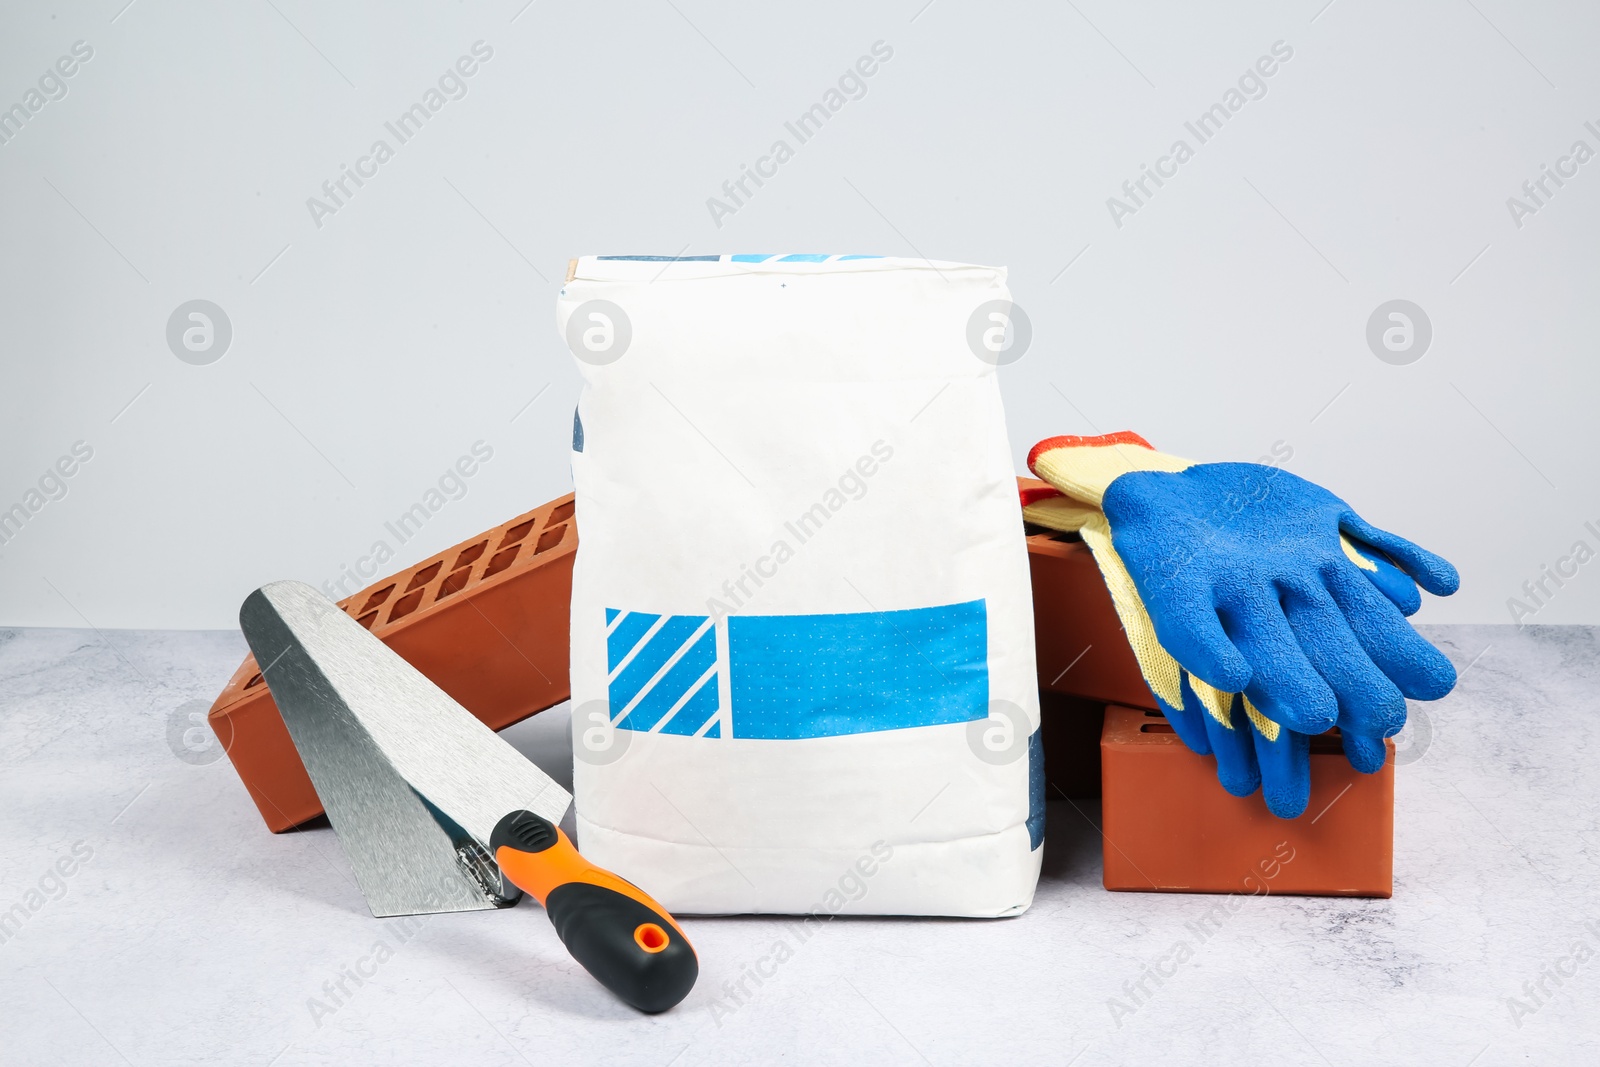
[490,810,697,1013]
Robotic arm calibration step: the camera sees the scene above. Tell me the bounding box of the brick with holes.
[1100,705,1394,896]
[208,495,577,831]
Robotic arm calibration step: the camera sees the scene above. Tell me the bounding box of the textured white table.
[1,624,1595,1066]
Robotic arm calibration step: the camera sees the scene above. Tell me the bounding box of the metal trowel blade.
[239,580,571,917]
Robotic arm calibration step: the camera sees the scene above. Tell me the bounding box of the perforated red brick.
[209,495,577,832]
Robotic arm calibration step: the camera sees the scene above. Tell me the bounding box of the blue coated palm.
[1104,463,1460,817]
[1104,462,1459,733]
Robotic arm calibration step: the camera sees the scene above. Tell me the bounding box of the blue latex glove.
[1102,462,1460,742]
[1026,434,1460,818]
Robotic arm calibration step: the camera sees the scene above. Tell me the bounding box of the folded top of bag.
[567,253,997,281]
[558,254,1014,382]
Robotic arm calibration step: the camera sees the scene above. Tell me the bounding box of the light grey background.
[1,0,1595,629]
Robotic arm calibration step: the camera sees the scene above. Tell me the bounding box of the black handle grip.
[491,810,698,1013]
[544,881,699,1013]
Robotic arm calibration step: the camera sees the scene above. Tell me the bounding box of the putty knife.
[240,580,697,1013]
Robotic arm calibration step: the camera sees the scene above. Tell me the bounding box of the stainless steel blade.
[240,580,571,916]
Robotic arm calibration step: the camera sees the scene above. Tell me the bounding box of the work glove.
[1022,432,1459,818]
[1022,488,1352,815]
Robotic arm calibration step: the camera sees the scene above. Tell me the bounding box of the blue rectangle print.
[727,599,989,740]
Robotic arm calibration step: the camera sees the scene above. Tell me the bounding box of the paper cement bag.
[557,254,1041,917]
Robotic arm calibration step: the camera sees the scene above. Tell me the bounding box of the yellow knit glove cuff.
[1026,431,1193,508]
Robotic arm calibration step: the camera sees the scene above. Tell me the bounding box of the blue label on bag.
[604,600,988,740]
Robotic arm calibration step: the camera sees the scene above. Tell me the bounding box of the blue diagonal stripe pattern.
[607,611,661,674]
[655,672,720,736]
[610,615,706,709]
[624,627,717,732]
[606,609,721,736]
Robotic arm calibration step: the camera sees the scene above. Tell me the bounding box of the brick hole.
[357,611,379,630]
[1026,528,1081,544]
[1139,723,1175,734]
[360,585,396,612]
[1310,729,1344,755]
[389,588,425,622]
[533,526,565,554]
[544,500,575,527]
[453,541,488,571]
[500,518,536,548]
[483,544,520,579]
[435,569,470,601]
[244,672,264,689]
[405,561,443,592]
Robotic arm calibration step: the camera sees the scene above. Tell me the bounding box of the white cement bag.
[558,254,1041,917]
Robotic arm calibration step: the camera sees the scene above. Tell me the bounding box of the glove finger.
[1156,686,1212,757]
[1342,535,1422,616]
[1340,730,1389,774]
[1339,513,1460,597]
[1245,700,1311,819]
[1280,582,1408,738]
[1188,680,1260,798]
[1324,565,1458,701]
[1142,595,1252,694]
[1221,592,1339,735]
